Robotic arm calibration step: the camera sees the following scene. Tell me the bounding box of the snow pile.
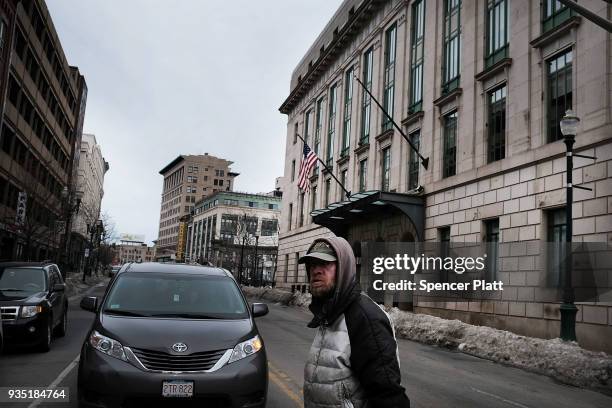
[65,273,109,298]
[387,307,612,392]
[241,286,311,311]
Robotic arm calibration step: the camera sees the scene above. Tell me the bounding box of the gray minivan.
[78,262,268,407]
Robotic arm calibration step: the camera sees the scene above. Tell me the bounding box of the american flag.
[297,143,318,192]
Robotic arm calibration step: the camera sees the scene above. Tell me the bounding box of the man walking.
[300,236,410,408]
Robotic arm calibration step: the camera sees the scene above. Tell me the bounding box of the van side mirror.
[80,296,98,312]
[251,303,268,318]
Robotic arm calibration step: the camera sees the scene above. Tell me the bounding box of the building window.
[311,185,318,213]
[547,50,572,143]
[381,147,391,191]
[314,98,324,175]
[442,0,461,94]
[324,178,331,207]
[409,0,425,113]
[486,0,508,68]
[360,47,374,144]
[261,219,278,236]
[284,254,289,282]
[299,192,305,227]
[543,0,572,32]
[488,85,506,162]
[443,111,457,178]
[547,208,566,287]
[304,110,312,146]
[327,83,337,168]
[340,169,348,201]
[291,159,296,182]
[295,252,300,283]
[359,159,368,192]
[382,24,397,132]
[294,122,299,144]
[341,67,353,158]
[408,130,420,190]
[288,203,293,230]
[484,219,499,281]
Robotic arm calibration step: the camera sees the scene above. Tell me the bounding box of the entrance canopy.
[311,190,425,241]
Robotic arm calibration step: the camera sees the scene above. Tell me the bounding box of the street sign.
[15,192,27,225]
[84,248,90,257]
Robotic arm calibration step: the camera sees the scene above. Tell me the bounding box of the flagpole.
[354,76,429,170]
[296,133,352,199]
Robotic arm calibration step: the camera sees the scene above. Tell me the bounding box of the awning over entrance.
[311,190,425,241]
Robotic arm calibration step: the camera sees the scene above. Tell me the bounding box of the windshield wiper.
[149,313,224,319]
[0,288,24,291]
[103,309,149,317]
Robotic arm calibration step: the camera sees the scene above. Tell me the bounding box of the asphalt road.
[1,283,612,408]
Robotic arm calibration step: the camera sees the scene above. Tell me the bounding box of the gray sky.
[46,0,342,244]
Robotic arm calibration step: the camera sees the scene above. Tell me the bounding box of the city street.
[2,283,612,408]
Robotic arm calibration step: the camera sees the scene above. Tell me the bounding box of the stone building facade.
[0,0,87,261]
[185,191,281,283]
[278,0,612,352]
[156,153,239,259]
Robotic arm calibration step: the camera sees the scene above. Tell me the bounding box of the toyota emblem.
[172,342,188,353]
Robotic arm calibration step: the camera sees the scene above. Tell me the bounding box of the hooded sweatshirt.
[303,236,410,408]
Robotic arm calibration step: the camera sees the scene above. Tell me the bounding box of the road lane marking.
[471,387,531,408]
[268,362,303,407]
[28,354,80,408]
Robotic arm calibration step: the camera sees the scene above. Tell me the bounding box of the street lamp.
[60,187,83,277]
[559,109,580,342]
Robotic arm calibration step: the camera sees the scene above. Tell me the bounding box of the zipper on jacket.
[313,320,327,380]
[341,382,354,408]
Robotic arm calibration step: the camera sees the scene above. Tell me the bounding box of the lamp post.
[60,187,83,278]
[253,235,259,286]
[559,109,580,342]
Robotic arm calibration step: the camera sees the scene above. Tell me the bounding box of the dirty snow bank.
[242,286,612,392]
[241,286,311,310]
[386,307,612,392]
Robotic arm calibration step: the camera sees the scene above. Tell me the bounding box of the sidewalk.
[64,271,110,300]
[242,286,612,395]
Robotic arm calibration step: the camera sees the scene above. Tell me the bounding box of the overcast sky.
[46,0,342,244]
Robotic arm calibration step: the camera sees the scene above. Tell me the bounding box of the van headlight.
[228,335,263,364]
[89,331,127,361]
[21,305,43,318]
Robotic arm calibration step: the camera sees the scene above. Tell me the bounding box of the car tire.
[55,309,67,337]
[38,320,52,352]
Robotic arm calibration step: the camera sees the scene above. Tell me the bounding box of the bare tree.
[96,211,118,273]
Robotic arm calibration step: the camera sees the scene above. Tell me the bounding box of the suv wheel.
[38,320,52,352]
[55,309,68,337]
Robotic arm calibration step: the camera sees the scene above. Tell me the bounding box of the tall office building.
[156,153,239,259]
[70,133,108,271]
[0,0,87,261]
[278,0,612,352]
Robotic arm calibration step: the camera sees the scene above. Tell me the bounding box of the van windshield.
[103,273,248,319]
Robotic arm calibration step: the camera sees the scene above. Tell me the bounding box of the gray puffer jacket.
[303,237,410,408]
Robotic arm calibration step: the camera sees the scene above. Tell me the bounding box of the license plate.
[162,380,194,398]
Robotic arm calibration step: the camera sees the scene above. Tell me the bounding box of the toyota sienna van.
[78,262,268,407]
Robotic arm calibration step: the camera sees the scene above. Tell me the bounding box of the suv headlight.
[228,335,263,364]
[21,305,43,318]
[89,331,127,361]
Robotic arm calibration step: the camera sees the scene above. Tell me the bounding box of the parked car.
[0,262,68,352]
[78,262,269,407]
[108,265,121,278]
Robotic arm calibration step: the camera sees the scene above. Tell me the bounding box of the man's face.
[308,260,337,298]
